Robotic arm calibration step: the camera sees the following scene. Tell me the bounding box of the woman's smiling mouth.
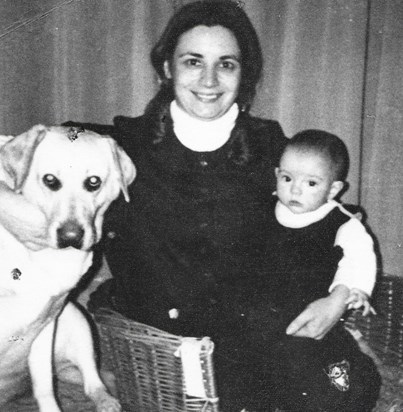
[192,92,223,102]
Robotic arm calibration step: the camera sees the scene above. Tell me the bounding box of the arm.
[286,285,349,339]
[0,182,48,250]
[330,217,377,315]
[329,217,377,296]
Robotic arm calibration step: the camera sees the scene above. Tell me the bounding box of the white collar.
[275,200,341,228]
[170,100,239,152]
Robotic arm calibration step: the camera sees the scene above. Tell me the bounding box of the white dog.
[0,125,136,411]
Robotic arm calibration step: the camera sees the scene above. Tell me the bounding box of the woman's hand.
[0,182,48,250]
[285,285,349,340]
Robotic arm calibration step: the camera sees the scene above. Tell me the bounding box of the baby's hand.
[345,288,376,316]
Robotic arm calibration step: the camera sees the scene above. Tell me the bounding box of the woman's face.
[164,25,241,121]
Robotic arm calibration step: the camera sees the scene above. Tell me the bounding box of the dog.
[0,125,136,411]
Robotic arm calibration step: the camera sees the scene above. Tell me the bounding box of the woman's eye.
[282,175,291,182]
[221,61,235,70]
[185,58,201,67]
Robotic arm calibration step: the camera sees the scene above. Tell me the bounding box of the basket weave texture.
[345,274,403,412]
[95,309,219,412]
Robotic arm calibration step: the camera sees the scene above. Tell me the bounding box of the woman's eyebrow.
[178,52,203,58]
[177,52,240,61]
[220,54,240,61]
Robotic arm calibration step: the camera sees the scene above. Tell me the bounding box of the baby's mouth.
[288,200,303,207]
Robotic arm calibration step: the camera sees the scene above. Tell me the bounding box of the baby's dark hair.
[284,129,350,181]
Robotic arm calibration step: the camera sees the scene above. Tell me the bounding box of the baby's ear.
[328,181,344,200]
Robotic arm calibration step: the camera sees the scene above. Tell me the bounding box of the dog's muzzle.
[57,220,85,249]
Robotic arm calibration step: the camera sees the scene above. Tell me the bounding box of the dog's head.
[0,125,136,250]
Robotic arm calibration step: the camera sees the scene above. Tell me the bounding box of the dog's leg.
[28,320,62,412]
[55,303,121,412]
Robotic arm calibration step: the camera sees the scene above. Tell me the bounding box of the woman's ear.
[163,61,172,79]
[275,167,279,177]
[328,181,344,200]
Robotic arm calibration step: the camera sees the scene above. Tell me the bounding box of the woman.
[0,1,376,410]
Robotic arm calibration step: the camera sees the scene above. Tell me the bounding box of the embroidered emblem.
[67,126,85,142]
[11,268,22,280]
[325,360,350,392]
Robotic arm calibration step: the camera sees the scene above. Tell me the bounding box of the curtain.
[0,0,402,276]
[359,0,403,276]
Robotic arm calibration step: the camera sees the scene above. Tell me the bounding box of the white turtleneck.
[275,200,345,229]
[170,100,239,152]
[275,200,376,296]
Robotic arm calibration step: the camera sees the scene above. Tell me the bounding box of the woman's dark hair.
[150,0,263,111]
[285,130,350,181]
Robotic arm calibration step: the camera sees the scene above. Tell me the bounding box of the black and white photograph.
[0,1,402,411]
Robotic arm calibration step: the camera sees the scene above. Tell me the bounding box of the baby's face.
[276,148,338,214]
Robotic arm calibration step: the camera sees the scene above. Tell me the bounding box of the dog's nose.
[57,221,85,249]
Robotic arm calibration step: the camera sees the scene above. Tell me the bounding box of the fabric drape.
[0,0,401,276]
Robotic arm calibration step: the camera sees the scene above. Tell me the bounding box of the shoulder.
[243,114,286,141]
[246,114,283,130]
[332,203,372,242]
[244,114,287,156]
[335,215,373,250]
[229,113,287,166]
[113,115,145,134]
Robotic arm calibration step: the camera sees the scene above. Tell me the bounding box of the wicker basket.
[346,274,403,366]
[95,309,219,412]
[345,274,403,412]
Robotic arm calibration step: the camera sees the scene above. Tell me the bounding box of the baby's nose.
[291,183,302,195]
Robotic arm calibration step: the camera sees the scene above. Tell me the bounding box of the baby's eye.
[308,181,318,187]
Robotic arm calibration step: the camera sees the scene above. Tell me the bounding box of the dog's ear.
[106,137,136,202]
[0,124,47,191]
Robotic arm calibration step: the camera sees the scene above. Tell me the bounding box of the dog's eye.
[43,174,61,191]
[84,176,102,192]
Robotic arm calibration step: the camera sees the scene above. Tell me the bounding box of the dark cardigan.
[79,106,287,338]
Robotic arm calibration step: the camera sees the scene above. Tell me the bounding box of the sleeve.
[328,218,377,296]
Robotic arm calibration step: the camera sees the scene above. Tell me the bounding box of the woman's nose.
[201,66,218,87]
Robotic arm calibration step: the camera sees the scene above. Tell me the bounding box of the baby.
[264,129,380,411]
[274,129,376,316]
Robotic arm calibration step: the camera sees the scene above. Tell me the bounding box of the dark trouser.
[212,323,381,412]
[267,329,381,412]
[213,339,273,412]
